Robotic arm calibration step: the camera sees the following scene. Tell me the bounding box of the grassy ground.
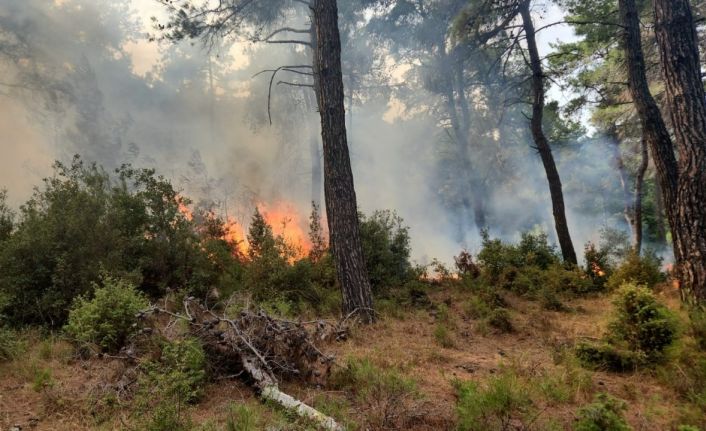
[0,283,702,430]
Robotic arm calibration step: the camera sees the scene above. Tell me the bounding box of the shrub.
[0,157,234,326]
[477,230,560,282]
[574,342,639,372]
[64,276,148,353]
[330,357,418,429]
[434,323,455,348]
[487,308,513,333]
[226,403,261,431]
[584,242,611,289]
[688,308,706,351]
[607,283,677,361]
[0,326,24,361]
[137,338,207,430]
[359,210,413,294]
[606,251,664,290]
[454,250,480,278]
[455,372,531,431]
[575,393,631,431]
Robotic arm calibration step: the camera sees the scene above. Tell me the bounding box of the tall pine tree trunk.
[520,1,577,265]
[618,0,680,262]
[312,0,375,322]
[654,0,706,303]
[633,138,649,254]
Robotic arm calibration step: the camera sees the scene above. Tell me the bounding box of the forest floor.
[0,283,697,431]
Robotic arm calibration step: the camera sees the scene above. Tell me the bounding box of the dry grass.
[0,285,698,430]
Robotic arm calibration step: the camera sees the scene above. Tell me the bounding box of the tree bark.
[312,0,375,322]
[610,131,648,254]
[654,0,706,303]
[519,1,577,265]
[633,138,649,254]
[618,0,680,264]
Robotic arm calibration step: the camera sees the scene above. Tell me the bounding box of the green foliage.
[584,241,611,289]
[0,189,14,242]
[606,251,664,290]
[574,342,639,372]
[330,357,418,429]
[64,276,148,353]
[658,345,706,423]
[434,323,455,348]
[359,210,413,294]
[575,393,632,431]
[0,157,241,326]
[31,365,55,392]
[226,403,261,431]
[689,308,706,351]
[607,283,677,361]
[0,326,24,361]
[487,308,513,333]
[478,230,560,282]
[577,283,677,371]
[137,338,206,430]
[455,372,531,431]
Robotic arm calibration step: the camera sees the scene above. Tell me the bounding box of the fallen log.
[144,299,345,431]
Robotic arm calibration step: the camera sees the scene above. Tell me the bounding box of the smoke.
[0,0,658,266]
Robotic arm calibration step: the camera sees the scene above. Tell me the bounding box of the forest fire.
[177,197,312,260]
[590,262,606,278]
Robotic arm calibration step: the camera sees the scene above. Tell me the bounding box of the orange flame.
[176,196,311,260]
[590,262,606,277]
[258,201,311,258]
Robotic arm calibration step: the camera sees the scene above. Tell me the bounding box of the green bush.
[455,373,531,431]
[330,357,418,429]
[487,308,513,333]
[137,338,207,430]
[477,230,560,282]
[575,393,632,431]
[226,403,261,431]
[689,308,706,351]
[64,276,148,353]
[607,283,677,361]
[606,251,664,290]
[575,342,639,372]
[0,157,240,326]
[434,323,455,348]
[0,326,24,361]
[359,210,413,294]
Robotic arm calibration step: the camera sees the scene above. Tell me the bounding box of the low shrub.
[688,308,706,351]
[575,393,631,431]
[607,283,677,361]
[226,403,262,431]
[574,342,639,372]
[606,251,664,290]
[455,372,531,431]
[487,308,513,333]
[434,323,455,348]
[136,338,207,430]
[330,357,418,429]
[0,326,24,361]
[477,230,560,282]
[64,276,148,353]
[359,210,413,295]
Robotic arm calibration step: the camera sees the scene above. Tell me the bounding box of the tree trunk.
[610,131,648,253]
[453,56,487,232]
[654,0,706,303]
[312,0,375,322]
[519,2,577,265]
[633,138,649,254]
[618,0,680,266]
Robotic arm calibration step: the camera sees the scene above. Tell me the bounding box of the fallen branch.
[144,299,345,431]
